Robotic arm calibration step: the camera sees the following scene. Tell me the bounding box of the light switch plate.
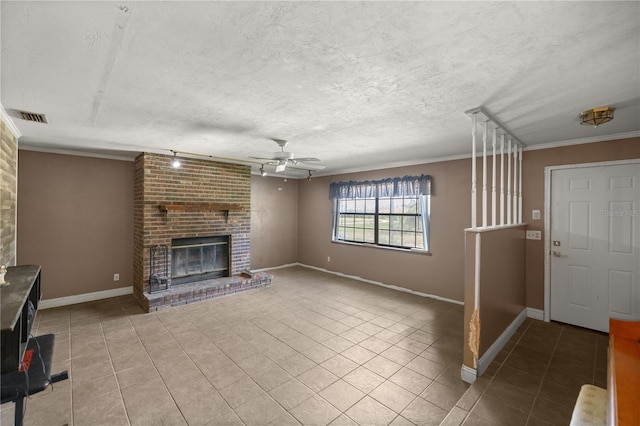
[532,210,541,220]
[526,230,542,240]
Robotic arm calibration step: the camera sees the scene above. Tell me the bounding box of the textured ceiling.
[2,1,639,178]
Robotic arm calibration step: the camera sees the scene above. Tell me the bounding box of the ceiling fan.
[249,139,324,173]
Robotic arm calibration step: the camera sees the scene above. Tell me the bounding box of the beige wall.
[522,137,640,309]
[298,159,470,302]
[462,225,526,369]
[17,151,134,300]
[1,117,18,267]
[251,175,299,270]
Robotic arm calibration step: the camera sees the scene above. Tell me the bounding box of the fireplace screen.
[171,236,230,285]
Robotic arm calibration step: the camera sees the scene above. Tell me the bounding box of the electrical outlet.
[526,230,541,240]
[327,256,331,262]
[113,273,120,281]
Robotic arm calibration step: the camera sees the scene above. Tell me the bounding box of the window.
[330,175,431,252]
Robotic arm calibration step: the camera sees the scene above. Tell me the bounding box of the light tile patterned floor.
[1,266,607,425]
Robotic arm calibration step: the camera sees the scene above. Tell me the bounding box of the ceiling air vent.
[18,110,48,124]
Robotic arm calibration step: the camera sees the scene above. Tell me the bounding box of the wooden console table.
[608,318,640,425]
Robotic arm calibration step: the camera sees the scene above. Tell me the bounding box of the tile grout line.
[523,323,564,424]
[100,315,132,426]
[127,312,187,425]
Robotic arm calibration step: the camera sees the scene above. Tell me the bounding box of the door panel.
[569,201,591,250]
[550,163,640,332]
[609,270,633,315]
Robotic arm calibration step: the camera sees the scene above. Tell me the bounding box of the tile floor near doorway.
[1,266,607,426]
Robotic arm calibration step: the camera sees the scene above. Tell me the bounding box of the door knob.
[552,251,564,257]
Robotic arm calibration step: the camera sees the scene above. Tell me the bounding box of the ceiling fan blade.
[292,157,321,162]
[289,162,326,171]
[249,156,277,161]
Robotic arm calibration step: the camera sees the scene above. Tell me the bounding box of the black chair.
[1,334,68,426]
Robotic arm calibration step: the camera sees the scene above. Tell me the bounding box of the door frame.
[543,158,640,322]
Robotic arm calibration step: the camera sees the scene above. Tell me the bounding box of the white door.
[550,162,640,332]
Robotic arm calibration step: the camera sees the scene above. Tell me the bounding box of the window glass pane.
[402,232,416,247]
[379,215,390,230]
[389,231,403,246]
[365,199,376,214]
[353,214,364,229]
[390,216,402,230]
[345,200,356,213]
[378,231,389,245]
[345,228,355,241]
[364,228,375,243]
[379,198,391,213]
[403,216,416,231]
[391,198,403,214]
[355,199,366,212]
[415,237,424,249]
[404,198,418,214]
[364,214,375,229]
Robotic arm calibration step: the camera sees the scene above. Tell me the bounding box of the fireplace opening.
[171,235,230,285]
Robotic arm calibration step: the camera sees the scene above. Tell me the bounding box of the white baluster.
[500,133,505,226]
[471,114,477,228]
[492,128,497,227]
[507,138,512,225]
[518,146,523,223]
[513,144,518,222]
[482,121,487,228]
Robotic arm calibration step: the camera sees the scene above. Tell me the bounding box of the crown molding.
[0,104,22,138]
[523,131,640,152]
[18,144,136,162]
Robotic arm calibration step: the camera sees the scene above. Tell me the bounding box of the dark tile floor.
[1,266,607,425]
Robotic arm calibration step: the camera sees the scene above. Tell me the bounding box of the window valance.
[329,175,431,199]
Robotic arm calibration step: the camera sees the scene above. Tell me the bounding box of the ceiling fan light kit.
[249,138,323,173]
[580,106,614,128]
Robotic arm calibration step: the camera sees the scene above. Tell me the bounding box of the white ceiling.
[2,1,639,178]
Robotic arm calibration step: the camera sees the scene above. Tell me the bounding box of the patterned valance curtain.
[329,175,431,199]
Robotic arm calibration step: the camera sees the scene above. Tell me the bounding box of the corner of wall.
[0,106,20,266]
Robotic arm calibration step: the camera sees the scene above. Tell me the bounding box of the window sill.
[331,240,432,256]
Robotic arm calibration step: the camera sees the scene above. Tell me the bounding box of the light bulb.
[172,153,181,168]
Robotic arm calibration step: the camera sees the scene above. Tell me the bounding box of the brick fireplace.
[133,152,271,312]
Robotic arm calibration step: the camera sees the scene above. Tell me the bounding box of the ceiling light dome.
[580,106,614,128]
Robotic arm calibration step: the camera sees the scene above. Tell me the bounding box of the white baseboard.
[460,364,477,384]
[250,263,300,273]
[39,286,133,309]
[477,308,527,375]
[289,263,464,306]
[526,307,544,321]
